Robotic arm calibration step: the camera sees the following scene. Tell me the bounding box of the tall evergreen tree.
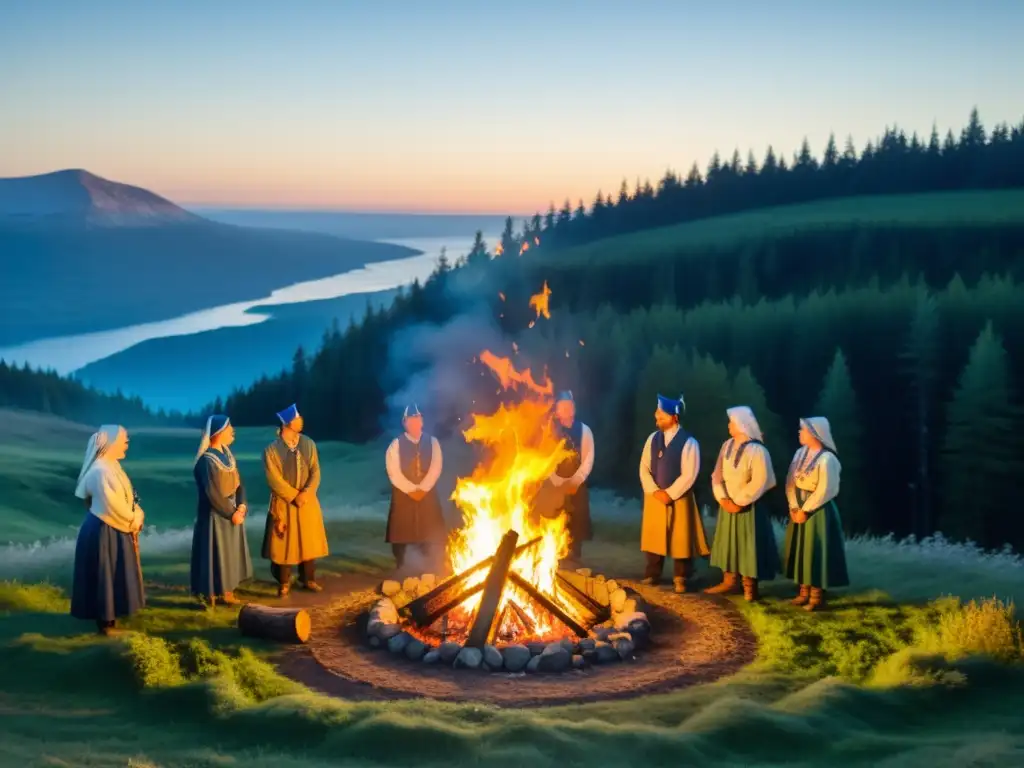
[939,322,1021,545]
[813,348,869,534]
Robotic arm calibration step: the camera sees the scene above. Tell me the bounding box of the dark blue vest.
[555,420,584,478]
[398,432,432,483]
[650,427,691,490]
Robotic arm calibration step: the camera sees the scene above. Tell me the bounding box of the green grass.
[540,189,1024,268]
[2,410,1023,767]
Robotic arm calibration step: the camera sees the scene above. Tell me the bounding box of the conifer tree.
[939,322,1020,544]
[814,348,869,534]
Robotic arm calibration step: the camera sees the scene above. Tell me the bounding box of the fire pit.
[364,530,652,673]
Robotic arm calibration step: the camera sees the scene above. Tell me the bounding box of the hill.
[0,171,418,346]
[0,168,202,227]
[536,189,1024,269]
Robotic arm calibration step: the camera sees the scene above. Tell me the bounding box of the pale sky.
[1,0,1021,214]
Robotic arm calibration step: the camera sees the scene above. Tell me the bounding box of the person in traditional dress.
[705,406,780,601]
[547,390,594,563]
[638,393,710,593]
[385,403,447,571]
[71,425,145,636]
[190,414,253,606]
[261,404,329,596]
[782,416,850,611]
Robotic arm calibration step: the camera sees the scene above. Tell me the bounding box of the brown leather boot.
[673,576,688,594]
[704,571,740,595]
[278,583,291,597]
[791,584,810,606]
[804,587,824,611]
[741,576,759,602]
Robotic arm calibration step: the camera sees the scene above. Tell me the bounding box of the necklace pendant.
[658,450,664,458]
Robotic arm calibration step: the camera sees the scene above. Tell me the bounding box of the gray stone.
[537,643,572,672]
[607,632,631,643]
[615,638,636,660]
[610,588,628,613]
[613,610,648,630]
[527,641,547,656]
[454,646,483,669]
[381,580,401,597]
[405,638,427,661]
[438,641,462,664]
[626,616,652,648]
[526,655,542,673]
[483,645,503,671]
[595,641,619,663]
[592,627,614,642]
[582,649,599,663]
[572,654,587,670]
[371,601,399,625]
[422,650,441,664]
[578,638,597,652]
[502,644,531,672]
[560,638,577,654]
[368,635,382,648]
[387,631,412,654]
[376,622,402,640]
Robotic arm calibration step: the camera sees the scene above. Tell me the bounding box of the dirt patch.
[274,576,758,707]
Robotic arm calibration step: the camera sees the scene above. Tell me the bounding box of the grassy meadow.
[537,189,1024,269]
[1,409,1023,767]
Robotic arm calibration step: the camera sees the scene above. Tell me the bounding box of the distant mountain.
[0,170,419,347]
[0,169,202,227]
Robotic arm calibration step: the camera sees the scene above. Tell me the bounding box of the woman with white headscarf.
[70,425,146,635]
[190,414,253,606]
[782,416,850,611]
[705,406,780,601]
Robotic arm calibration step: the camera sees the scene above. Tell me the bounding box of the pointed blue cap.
[554,390,574,403]
[276,404,300,425]
[403,403,422,420]
[656,393,684,416]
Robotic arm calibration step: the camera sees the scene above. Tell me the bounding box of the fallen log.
[238,604,312,644]
[465,530,520,648]
[400,535,542,627]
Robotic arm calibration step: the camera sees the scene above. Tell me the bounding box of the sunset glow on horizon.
[2,1,1022,215]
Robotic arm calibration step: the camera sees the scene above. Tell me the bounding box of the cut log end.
[238,603,312,644]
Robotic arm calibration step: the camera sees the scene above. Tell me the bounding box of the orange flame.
[529,281,552,321]
[448,355,573,637]
[519,241,530,256]
[494,242,505,257]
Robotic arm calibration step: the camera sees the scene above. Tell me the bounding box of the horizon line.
[185,203,530,217]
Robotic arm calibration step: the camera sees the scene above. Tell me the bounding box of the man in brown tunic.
[547,390,594,563]
[384,403,447,572]
[261,403,329,596]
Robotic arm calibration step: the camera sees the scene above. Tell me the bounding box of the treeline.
[0,360,184,426]
[505,108,1024,252]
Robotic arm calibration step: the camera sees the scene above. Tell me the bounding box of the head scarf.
[554,390,574,404]
[656,393,685,417]
[74,424,124,499]
[402,403,422,421]
[801,416,837,453]
[727,406,764,442]
[194,414,231,466]
[276,403,300,426]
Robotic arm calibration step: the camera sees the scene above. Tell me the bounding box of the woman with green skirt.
[705,406,780,601]
[783,416,850,611]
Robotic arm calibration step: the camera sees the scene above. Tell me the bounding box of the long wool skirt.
[71,514,146,623]
[782,496,850,589]
[709,503,780,580]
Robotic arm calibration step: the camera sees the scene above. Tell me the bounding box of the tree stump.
[238,604,312,644]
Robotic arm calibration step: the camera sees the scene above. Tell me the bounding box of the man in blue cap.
[384,403,447,571]
[638,393,710,592]
[547,390,594,563]
[261,404,329,596]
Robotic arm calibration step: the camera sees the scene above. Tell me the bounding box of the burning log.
[556,573,611,624]
[465,530,520,648]
[507,599,537,636]
[237,604,311,644]
[400,536,542,627]
[507,571,590,638]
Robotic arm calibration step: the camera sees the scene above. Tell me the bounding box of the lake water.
[0,235,485,375]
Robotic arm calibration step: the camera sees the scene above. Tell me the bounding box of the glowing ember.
[495,243,505,256]
[445,353,577,640]
[519,242,530,255]
[529,280,552,321]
